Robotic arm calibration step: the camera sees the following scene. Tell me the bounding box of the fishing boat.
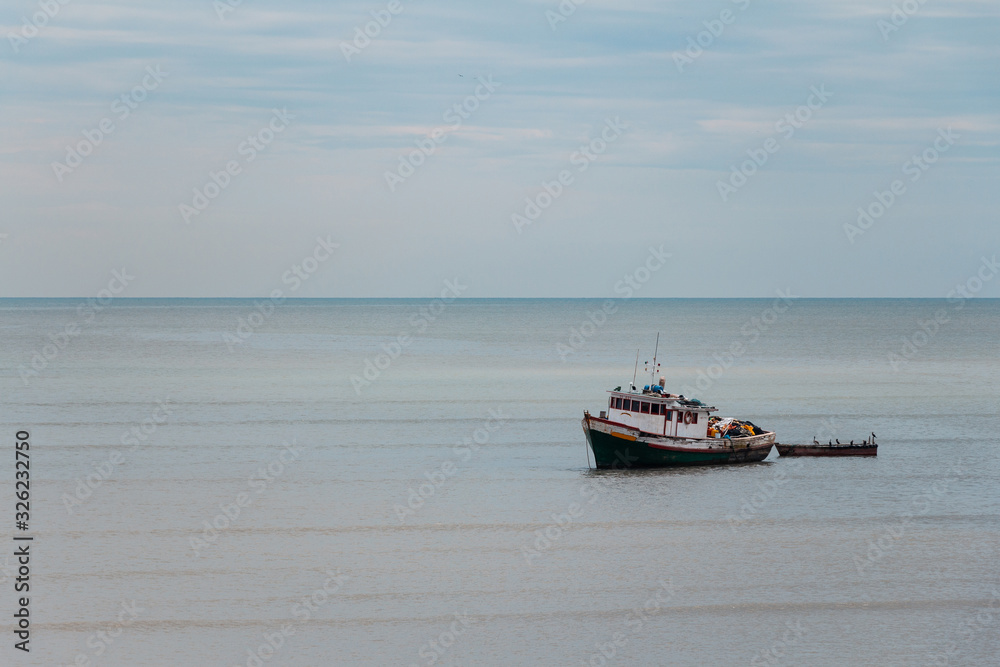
[775,441,877,457]
[581,337,776,469]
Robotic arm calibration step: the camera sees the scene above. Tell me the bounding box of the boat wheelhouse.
[602,388,714,439]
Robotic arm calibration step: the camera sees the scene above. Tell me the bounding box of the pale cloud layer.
[1,0,998,297]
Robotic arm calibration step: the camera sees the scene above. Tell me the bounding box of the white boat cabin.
[602,386,717,439]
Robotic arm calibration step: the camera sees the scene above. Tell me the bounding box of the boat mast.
[651,332,660,387]
[631,348,639,391]
[643,333,662,388]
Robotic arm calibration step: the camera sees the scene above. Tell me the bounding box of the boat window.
[654,404,663,415]
[665,410,672,421]
[641,402,650,414]
[691,412,698,424]
[622,399,631,411]
[609,397,614,409]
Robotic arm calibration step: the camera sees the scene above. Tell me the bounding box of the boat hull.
[776,444,877,457]
[582,413,774,469]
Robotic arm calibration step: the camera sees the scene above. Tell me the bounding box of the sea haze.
[1,298,998,666]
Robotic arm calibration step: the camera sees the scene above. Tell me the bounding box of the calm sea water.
[1,298,998,666]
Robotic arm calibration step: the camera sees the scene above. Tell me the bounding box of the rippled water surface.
[1,298,998,666]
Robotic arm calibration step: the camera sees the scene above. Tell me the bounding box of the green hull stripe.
[586,428,770,468]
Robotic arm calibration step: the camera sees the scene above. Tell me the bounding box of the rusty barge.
[776,440,877,457]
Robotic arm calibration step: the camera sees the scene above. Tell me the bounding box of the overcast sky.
[1,0,998,297]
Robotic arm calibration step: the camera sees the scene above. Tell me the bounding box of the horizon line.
[0,296,995,301]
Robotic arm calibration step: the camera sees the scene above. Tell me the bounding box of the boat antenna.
[631,348,639,390]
